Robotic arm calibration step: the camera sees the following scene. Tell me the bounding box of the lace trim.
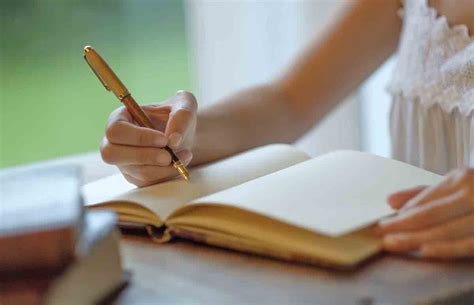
[389,85,474,115]
[388,0,474,115]
[424,0,473,40]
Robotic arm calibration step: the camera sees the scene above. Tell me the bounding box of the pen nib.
[173,161,190,181]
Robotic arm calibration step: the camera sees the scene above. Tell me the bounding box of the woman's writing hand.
[378,168,474,259]
[100,91,197,187]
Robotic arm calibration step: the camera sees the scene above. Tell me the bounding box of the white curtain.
[360,58,395,158]
[186,0,391,157]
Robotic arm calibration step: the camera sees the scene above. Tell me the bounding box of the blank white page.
[192,151,443,236]
[83,144,310,219]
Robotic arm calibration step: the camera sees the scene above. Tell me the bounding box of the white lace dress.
[388,0,474,175]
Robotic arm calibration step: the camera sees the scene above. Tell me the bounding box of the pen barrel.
[83,46,189,181]
[122,95,180,163]
[121,95,154,129]
[83,46,130,99]
[163,146,179,162]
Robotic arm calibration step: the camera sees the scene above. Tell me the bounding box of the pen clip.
[83,55,110,91]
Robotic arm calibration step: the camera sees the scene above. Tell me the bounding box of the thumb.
[165,90,197,150]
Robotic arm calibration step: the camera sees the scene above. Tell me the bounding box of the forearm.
[191,83,300,165]
[278,0,401,126]
[191,0,402,166]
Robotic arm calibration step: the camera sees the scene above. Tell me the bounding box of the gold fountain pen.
[83,46,190,181]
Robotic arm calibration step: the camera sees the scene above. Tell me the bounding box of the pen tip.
[173,161,190,182]
[181,169,190,181]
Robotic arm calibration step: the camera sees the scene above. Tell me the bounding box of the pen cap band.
[83,46,130,100]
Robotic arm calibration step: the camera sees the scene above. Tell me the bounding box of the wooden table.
[7,153,474,305]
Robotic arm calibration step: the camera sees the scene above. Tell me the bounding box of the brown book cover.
[0,211,125,305]
[0,165,83,272]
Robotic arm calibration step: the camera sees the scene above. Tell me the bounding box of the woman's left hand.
[377,168,474,259]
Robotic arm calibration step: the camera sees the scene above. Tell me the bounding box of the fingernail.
[383,235,401,248]
[420,245,434,257]
[177,150,192,164]
[400,203,412,211]
[183,151,193,164]
[169,133,182,149]
[378,217,395,227]
[155,136,167,147]
[400,198,418,211]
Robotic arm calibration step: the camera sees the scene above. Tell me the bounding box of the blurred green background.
[0,0,192,167]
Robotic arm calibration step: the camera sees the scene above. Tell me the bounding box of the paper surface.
[192,150,443,236]
[83,144,309,219]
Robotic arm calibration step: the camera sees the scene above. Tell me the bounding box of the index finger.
[106,106,168,147]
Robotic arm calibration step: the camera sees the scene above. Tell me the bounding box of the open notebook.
[83,144,442,268]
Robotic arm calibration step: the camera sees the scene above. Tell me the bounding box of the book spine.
[0,227,76,273]
[146,225,172,243]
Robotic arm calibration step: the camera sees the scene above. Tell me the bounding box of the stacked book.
[0,166,125,305]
